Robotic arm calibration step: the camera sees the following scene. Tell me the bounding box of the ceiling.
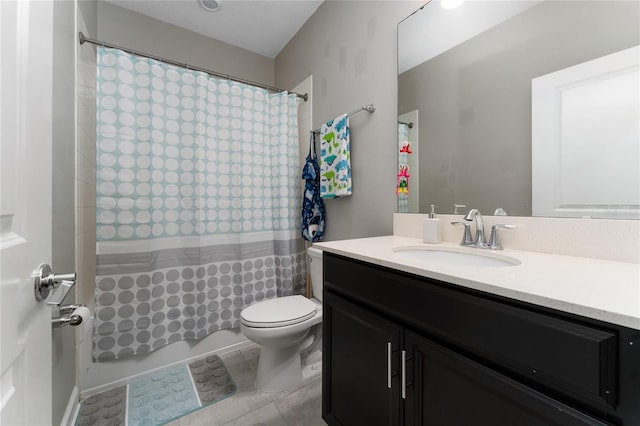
[104,0,324,59]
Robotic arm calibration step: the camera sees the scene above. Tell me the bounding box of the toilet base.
[254,345,322,393]
[255,345,303,393]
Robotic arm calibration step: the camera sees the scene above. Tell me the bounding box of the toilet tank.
[307,247,323,301]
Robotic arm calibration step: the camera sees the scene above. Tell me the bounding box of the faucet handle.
[488,224,516,250]
[451,221,474,246]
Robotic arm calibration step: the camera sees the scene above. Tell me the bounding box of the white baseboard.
[79,339,255,399]
[60,385,80,426]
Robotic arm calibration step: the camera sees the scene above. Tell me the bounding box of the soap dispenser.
[423,205,442,244]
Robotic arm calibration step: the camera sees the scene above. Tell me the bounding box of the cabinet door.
[404,330,610,426]
[323,291,402,426]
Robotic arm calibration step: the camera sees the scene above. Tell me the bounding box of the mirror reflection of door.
[532,46,640,219]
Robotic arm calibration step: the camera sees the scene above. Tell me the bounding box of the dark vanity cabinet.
[322,253,640,426]
[323,291,402,425]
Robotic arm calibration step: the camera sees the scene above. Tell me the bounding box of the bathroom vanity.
[317,236,640,426]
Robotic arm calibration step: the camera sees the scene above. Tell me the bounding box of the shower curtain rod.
[78,32,309,102]
[312,104,376,133]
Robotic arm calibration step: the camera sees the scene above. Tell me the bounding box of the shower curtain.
[94,47,305,361]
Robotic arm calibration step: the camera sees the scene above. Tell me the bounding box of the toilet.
[240,247,323,393]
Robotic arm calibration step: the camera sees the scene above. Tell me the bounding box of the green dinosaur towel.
[320,114,351,198]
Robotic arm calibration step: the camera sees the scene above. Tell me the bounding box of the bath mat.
[76,355,236,426]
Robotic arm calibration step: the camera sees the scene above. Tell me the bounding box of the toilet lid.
[241,295,317,328]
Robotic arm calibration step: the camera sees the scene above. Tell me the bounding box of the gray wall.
[97,1,275,86]
[398,1,640,216]
[75,0,99,403]
[276,1,421,241]
[52,0,77,423]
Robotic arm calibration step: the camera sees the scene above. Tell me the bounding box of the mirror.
[398,0,640,219]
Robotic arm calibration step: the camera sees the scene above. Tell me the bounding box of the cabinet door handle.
[387,342,392,389]
[401,349,407,399]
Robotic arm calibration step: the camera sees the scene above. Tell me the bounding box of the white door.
[1,1,54,425]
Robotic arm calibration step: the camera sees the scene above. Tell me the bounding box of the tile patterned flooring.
[166,345,327,426]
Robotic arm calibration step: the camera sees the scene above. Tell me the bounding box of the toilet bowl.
[240,247,323,393]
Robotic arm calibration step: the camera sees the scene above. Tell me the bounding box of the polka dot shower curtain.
[94,47,305,361]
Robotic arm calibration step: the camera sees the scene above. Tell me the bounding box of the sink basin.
[393,246,521,267]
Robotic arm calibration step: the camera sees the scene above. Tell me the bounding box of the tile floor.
[166,345,327,426]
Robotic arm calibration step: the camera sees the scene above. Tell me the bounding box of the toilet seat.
[241,295,318,328]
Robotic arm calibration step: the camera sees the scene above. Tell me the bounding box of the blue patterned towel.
[320,114,351,198]
[301,132,325,242]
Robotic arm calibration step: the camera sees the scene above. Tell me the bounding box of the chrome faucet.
[464,209,488,248]
[487,224,517,250]
[454,208,517,250]
[451,221,474,246]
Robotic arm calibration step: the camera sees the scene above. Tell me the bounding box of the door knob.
[33,264,76,301]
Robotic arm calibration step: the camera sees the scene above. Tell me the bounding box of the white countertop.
[314,236,640,330]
